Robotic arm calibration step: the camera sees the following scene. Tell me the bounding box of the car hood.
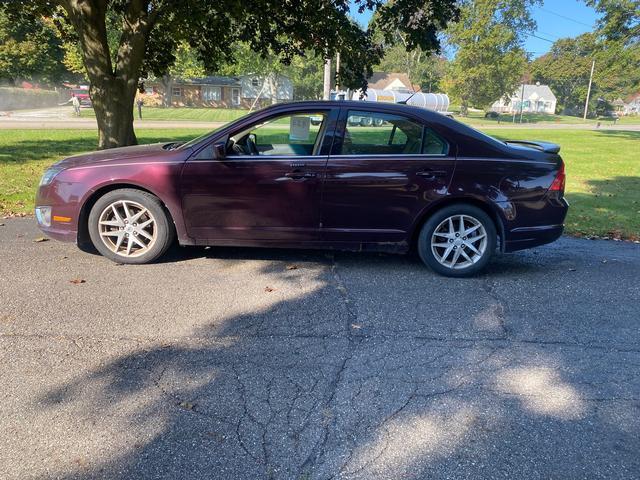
[55,142,177,169]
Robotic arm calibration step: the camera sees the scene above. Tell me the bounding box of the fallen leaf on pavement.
[0,223,4,226]
[351,324,362,329]
[285,264,299,270]
[264,286,275,292]
[33,237,49,243]
[177,401,195,410]
[69,279,86,284]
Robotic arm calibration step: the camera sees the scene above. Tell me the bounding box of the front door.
[181,109,336,244]
[320,108,456,245]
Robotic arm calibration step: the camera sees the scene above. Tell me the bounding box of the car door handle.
[416,169,448,179]
[285,171,316,180]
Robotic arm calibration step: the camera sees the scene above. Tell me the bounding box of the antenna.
[398,91,417,105]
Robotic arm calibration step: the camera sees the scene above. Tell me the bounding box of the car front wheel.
[417,204,497,277]
[88,188,174,264]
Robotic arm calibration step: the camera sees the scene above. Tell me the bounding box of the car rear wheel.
[417,204,497,277]
[88,189,174,264]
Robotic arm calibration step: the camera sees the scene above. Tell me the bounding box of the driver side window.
[227,112,327,157]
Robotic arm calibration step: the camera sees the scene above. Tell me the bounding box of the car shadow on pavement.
[31,243,640,479]
[160,243,545,276]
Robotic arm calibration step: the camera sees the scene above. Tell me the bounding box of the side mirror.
[213,142,226,159]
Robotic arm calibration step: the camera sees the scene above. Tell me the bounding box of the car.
[35,100,568,277]
[69,88,92,107]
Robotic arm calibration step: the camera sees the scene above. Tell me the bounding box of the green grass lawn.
[0,129,207,216]
[1,128,638,240]
[455,110,640,127]
[485,128,640,240]
[80,107,250,122]
[77,105,640,128]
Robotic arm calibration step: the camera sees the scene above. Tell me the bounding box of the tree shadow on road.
[32,248,640,479]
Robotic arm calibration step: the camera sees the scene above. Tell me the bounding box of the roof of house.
[511,84,557,101]
[180,76,241,86]
[367,72,420,92]
[624,92,640,103]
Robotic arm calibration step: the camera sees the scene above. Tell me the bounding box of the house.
[622,93,640,115]
[491,84,558,115]
[143,74,293,108]
[366,72,420,93]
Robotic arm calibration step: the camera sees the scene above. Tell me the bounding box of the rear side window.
[341,110,448,156]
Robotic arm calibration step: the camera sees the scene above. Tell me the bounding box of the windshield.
[179,109,258,149]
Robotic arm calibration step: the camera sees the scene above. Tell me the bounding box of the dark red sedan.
[35,101,568,277]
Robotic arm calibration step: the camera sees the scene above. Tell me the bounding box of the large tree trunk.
[60,0,155,149]
[91,78,138,149]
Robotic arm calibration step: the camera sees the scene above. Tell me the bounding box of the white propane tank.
[352,89,450,113]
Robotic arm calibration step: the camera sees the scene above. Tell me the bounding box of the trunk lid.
[504,140,560,154]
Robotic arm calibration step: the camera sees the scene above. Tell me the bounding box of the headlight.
[39,165,64,186]
[35,206,52,227]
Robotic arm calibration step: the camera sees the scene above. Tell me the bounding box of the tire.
[88,188,175,264]
[417,204,497,277]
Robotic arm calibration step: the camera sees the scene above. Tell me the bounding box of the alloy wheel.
[98,200,157,257]
[430,214,488,270]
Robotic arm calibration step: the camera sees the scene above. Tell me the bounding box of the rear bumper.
[502,196,568,252]
[504,224,564,252]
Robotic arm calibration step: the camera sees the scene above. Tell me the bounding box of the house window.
[251,78,260,87]
[202,86,221,101]
[231,88,240,106]
[172,87,182,97]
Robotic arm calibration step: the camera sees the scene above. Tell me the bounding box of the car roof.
[260,100,444,121]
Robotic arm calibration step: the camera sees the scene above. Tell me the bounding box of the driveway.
[1,218,639,479]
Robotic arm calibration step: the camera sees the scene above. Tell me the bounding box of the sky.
[350,1,599,58]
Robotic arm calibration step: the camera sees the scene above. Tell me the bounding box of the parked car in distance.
[35,100,568,277]
[69,88,92,107]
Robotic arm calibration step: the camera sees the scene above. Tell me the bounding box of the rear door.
[320,108,456,245]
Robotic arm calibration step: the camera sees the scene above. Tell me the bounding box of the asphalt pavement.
[1,218,639,479]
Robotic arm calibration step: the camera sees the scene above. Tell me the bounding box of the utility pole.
[335,53,340,92]
[519,82,525,123]
[583,59,595,121]
[323,58,332,100]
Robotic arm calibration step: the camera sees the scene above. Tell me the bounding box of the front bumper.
[35,219,78,243]
[35,182,82,244]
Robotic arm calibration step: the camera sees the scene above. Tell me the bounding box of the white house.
[240,74,293,105]
[491,84,558,115]
[622,93,640,115]
[145,74,293,108]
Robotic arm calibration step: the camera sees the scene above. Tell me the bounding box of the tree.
[530,34,596,113]
[218,43,325,103]
[443,0,540,115]
[0,6,68,85]
[377,40,448,92]
[12,0,458,149]
[531,2,640,115]
[585,0,639,43]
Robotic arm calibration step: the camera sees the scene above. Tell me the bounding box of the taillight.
[549,162,565,192]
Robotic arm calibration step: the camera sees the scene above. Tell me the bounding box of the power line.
[525,32,556,43]
[539,7,594,28]
[536,30,561,40]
